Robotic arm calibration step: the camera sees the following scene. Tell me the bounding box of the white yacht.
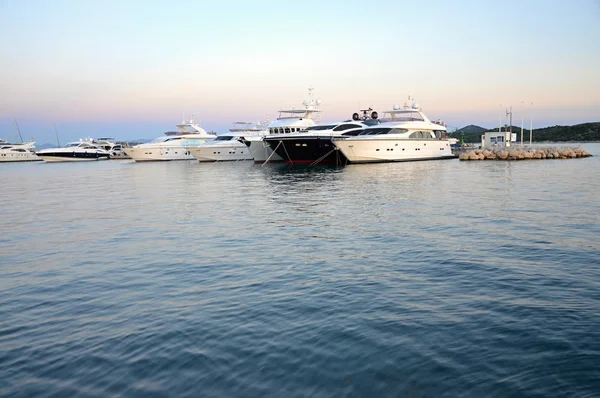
[240,88,322,163]
[0,140,41,162]
[89,138,130,159]
[332,100,455,163]
[124,116,216,161]
[189,121,268,162]
[36,140,111,162]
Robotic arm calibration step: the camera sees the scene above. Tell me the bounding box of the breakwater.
[459,146,591,161]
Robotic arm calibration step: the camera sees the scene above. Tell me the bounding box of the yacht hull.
[124,147,195,161]
[0,153,41,162]
[38,153,110,162]
[189,144,253,162]
[264,136,346,165]
[333,139,455,163]
[245,140,283,163]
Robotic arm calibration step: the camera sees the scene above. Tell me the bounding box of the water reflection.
[1,145,599,397]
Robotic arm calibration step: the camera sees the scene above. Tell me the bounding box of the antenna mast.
[529,103,533,145]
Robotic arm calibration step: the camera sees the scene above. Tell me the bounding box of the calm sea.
[1,144,599,397]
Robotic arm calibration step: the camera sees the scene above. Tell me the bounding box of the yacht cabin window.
[342,130,363,136]
[359,128,392,135]
[306,125,337,131]
[333,124,363,132]
[408,131,433,139]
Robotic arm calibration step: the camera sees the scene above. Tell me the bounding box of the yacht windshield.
[305,125,337,131]
[381,111,425,122]
[215,136,233,141]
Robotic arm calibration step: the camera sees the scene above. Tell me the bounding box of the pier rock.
[459,146,591,161]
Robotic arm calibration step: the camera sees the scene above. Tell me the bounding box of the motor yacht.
[332,100,455,163]
[0,141,41,162]
[89,138,131,159]
[239,88,322,163]
[36,140,111,162]
[124,116,216,161]
[189,121,268,162]
[263,108,379,165]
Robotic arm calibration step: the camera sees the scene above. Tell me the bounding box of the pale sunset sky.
[1,0,599,143]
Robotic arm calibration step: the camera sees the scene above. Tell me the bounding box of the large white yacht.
[0,140,41,162]
[124,116,216,161]
[36,140,111,162]
[240,88,322,163]
[332,100,455,163]
[189,121,268,162]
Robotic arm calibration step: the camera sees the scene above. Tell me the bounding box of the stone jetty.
[459,146,591,161]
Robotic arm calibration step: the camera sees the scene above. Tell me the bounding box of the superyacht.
[240,88,322,163]
[332,100,454,163]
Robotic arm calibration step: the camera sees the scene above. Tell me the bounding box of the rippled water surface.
[1,144,600,397]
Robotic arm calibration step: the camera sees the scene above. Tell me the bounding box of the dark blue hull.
[263,136,347,165]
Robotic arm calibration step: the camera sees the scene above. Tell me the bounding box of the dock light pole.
[521,101,524,146]
[529,102,533,145]
[506,106,513,147]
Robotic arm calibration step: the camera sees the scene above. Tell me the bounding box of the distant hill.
[531,122,600,142]
[449,122,600,143]
[456,125,487,134]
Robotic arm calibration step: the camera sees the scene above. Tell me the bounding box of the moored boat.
[36,141,111,162]
[240,88,322,163]
[89,138,131,159]
[189,121,267,162]
[124,116,216,161]
[332,101,455,163]
[0,140,41,162]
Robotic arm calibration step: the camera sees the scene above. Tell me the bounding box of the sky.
[1,0,599,144]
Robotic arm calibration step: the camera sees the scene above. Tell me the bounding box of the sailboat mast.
[54,124,61,147]
[14,120,24,143]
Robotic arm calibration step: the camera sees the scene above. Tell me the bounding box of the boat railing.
[378,116,425,123]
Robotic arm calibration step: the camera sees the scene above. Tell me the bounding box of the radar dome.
[393,104,399,110]
[316,99,321,105]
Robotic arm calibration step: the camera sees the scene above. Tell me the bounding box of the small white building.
[481,132,517,150]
